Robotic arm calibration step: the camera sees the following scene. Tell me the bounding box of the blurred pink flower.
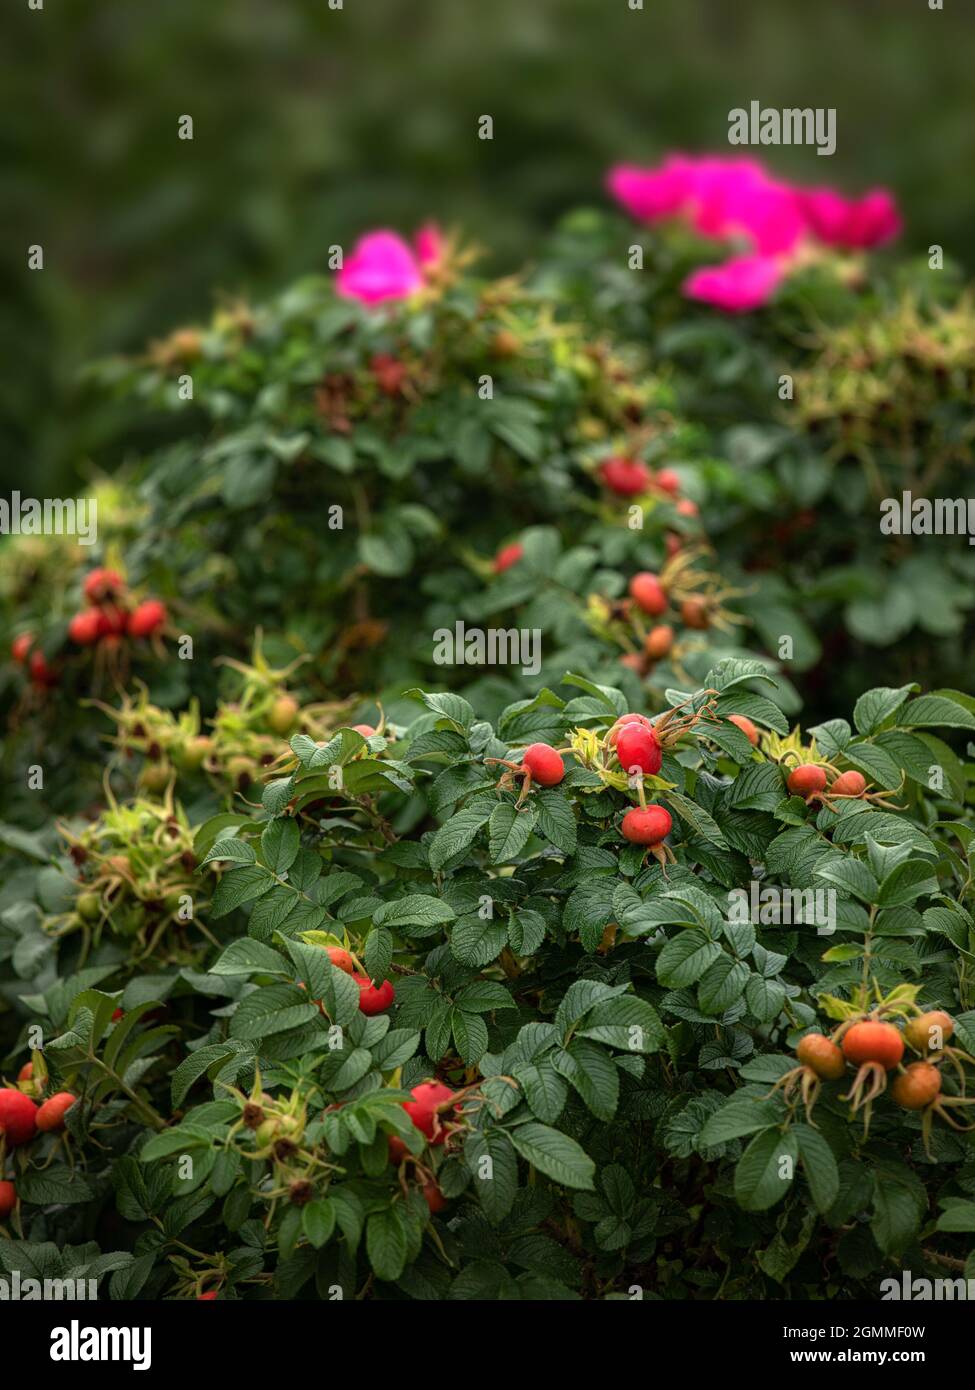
[336,231,424,306]
[608,155,902,260]
[414,222,445,267]
[606,159,695,221]
[687,158,806,256]
[683,254,785,313]
[801,188,902,249]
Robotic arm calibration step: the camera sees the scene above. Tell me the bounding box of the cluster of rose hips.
[68,568,167,650]
[388,1080,468,1215]
[774,1011,974,1148]
[9,630,58,689]
[785,762,903,811]
[0,1065,79,1220]
[300,944,396,1014]
[8,568,168,693]
[598,456,698,518]
[484,705,715,868]
[491,458,698,587]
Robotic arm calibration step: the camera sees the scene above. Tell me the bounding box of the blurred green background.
[3,0,972,495]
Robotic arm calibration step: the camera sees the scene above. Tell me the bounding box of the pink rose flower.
[683,254,785,313]
[687,158,806,256]
[801,187,902,249]
[606,158,695,221]
[336,230,424,306]
[606,154,903,262]
[414,222,445,267]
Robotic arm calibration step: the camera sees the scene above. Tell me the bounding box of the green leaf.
[465,1130,519,1223]
[794,1124,840,1213]
[814,855,879,904]
[699,1095,783,1146]
[698,957,750,1016]
[877,859,940,908]
[533,790,577,853]
[201,837,256,867]
[450,914,507,967]
[507,908,547,956]
[552,1040,619,1120]
[261,818,300,874]
[900,693,975,731]
[362,928,393,981]
[853,685,916,735]
[373,895,456,931]
[488,802,537,863]
[405,689,475,732]
[209,864,275,919]
[211,938,288,977]
[935,1200,975,1233]
[734,1129,798,1212]
[229,984,318,1040]
[171,1044,248,1108]
[366,1207,408,1282]
[506,1122,595,1190]
[303,1200,337,1249]
[451,1008,489,1064]
[16,1167,94,1206]
[656,929,722,989]
[664,791,728,848]
[576,994,664,1053]
[428,804,493,869]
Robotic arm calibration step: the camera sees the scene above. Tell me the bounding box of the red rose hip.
[621,805,672,845]
[599,457,652,497]
[521,743,565,786]
[493,542,524,574]
[628,572,668,616]
[36,1092,78,1133]
[354,974,395,1014]
[615,723,662,776]
[0,1088,39,1145]
[787,765,828,797]
[127,599,167,638]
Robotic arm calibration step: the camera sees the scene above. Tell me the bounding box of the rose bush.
[536,158,975,709]
[2,186,975,1302]
[2,662,975,1298]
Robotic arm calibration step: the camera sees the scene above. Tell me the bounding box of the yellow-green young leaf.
[821,943,864,962]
